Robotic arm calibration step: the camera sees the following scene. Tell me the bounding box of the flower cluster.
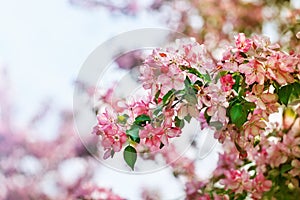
[93,33,300,198]
[184,104,300,199]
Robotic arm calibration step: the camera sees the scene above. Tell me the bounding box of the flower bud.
[283,107,296,130]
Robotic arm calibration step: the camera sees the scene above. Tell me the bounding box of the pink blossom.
[219,49,239,72]
[267,143,288,168]
[235,33,253,53]
[243,113,266,139]
[76,184,125,200]
[239,60,265,85]
[265,53,296,85]
[139,64,156,91]
[139,124,164,151]
[93,108,127,157]
[183,42,214,73]
[281,132,300,158]
[220,74,235,92]
[252,34,280,52]
[161,144,195,177]
[198,111,209,130]
[157,65,185,94]
[95,108,117,132]
[221,169,252,193]
[245,84,278,112]
[128,99,150,117]
[204,85,229,124]
[290,159,300,177]
[251,173,272,199]
[101,129,127,153]
[185,180,207,199]
[177,102,199,120]
[161,127,181,145]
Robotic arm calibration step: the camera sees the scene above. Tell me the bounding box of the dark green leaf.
[123,145,137,170]
[232,74,241,93]
[248,165,256,172]
[278,84,293,106]
[110,149,115,158]
[175,116,185,128]
[194,80,203,87]
[134,114,151,126]
[204,109,211,123]
[290,82,300,103]
[126,124,140,143]
[292,82,300,96]
[186,67,202,78]
[280,163,293,174]
[239,52,248,58]
[229,103,248,128]
[243,101,256,112]
[162,89,175,105]
[183,67,211,83]
[253,136,260,147]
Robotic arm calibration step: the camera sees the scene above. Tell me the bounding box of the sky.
[0,0,164,126]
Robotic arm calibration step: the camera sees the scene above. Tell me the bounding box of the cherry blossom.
[235,33,253,53]
[239,60,266,85]
[220,74,235,92]
[91,33,300,199]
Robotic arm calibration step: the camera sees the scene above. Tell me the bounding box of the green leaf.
[290,82,300,103]
[110,149,115,158]
[204,109,211,123]
[117,114,129,124]
[292,82,300,96]
[153,105,163,116]
[278,84,293,106]
[162,89,175,105]
[209,121,223,130]
[134,114,151,126]
[194,80,203,87]
[184,76,191,87]
[248,165,256,172]
[232,74,241,93]
[175,116,185,128]
[182,66,211,83]
[184,114,192,123]
[185,93,197,105]
[253,135,260,147]
[126,125,140,143]
[280,163,293,174]
[229,103,248,128]
[202,73,211,82]
[239,51,248,58]
[243,101,256,112]
[123,145,137,170]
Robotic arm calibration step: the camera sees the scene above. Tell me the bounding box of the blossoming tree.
[76,0,300,199]
[92,32,300,199]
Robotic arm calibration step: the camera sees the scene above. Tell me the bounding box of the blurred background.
[0,0,299,199]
